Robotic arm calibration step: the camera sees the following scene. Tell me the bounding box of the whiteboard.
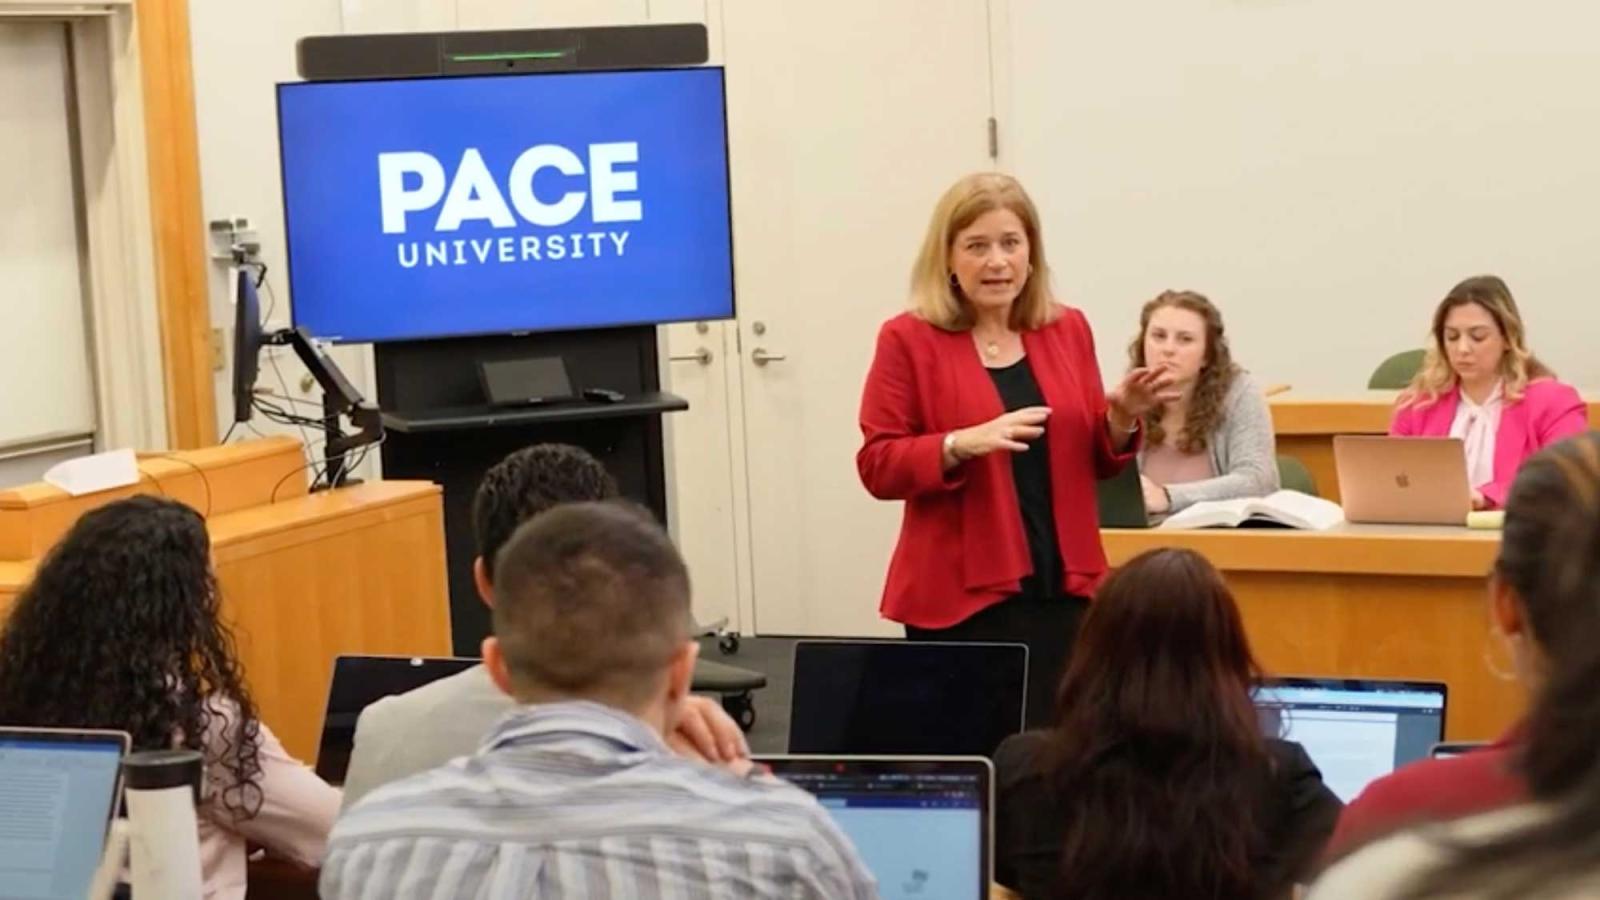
[0,22,97,447]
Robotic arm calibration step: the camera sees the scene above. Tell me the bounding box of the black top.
[987,359,1062,601]
[992,731,1343,899]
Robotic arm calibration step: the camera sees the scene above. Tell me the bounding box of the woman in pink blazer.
[1390,275,1587,508]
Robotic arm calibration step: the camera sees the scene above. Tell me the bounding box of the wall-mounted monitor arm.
[264,326,382,488]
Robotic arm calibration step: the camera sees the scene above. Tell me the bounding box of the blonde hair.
[1128,291,1240,453]
[1400,275,1553,408]
[908,173,1057,331]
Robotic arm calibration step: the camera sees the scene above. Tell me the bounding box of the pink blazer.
[1389,378,1588,507]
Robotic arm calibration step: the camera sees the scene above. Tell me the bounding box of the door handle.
[669,347,714,365]
[750,347,787,367]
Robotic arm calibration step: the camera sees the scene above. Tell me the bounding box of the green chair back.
[1368,349,1426,390]
[1277,455,1317,497]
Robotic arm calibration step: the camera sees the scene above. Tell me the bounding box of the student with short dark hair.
[323,502,876,899]
[341,443,747,807]
[993,547,1341,900]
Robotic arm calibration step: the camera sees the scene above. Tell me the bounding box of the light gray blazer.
[1140,370,1280,513]
[339,663,515,809]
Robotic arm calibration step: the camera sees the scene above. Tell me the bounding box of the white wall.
[1001,0,1600,392]
[188,0,347,456]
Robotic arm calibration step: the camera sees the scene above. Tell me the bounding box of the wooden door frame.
[136,0,216,449]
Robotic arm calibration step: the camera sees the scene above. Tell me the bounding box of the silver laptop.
[0,726,130,900]
[1334,435,1472,525]
[759,755,993,899]
[1253,677,1447,802]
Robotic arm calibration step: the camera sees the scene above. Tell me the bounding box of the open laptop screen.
[1253,677,1447,802]
[315,655,479,784]
[762,756,991,900]
[0,727,128,900]
[789,640,1027,757]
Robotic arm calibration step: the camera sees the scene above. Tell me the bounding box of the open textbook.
[1159,490,1344,531]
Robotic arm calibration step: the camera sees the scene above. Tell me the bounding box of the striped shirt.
[320,701,878,899]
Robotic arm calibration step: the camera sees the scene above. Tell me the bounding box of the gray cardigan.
[1139,370,1280,513]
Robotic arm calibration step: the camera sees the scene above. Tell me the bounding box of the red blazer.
[1389,378,1587,507]
[1323,727,1526,862]
[856,307,1134,629]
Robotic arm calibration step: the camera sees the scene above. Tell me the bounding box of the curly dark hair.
[472,443,619,575]
[0,495,263,820]
[1128,290,1241,453]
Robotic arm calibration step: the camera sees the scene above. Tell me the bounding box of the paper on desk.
[1466,510,1505,530]
[43,448,138,496]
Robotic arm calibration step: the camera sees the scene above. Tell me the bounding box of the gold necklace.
[975,330,1009,360]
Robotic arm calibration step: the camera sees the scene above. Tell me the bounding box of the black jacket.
[993,731,1343,899]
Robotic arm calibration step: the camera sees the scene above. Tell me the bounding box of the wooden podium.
[0,437,451,761]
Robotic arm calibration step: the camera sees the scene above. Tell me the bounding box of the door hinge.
[987,117,999,159]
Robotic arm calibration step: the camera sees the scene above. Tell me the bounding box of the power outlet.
[210,328,227,371]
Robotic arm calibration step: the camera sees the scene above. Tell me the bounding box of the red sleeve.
[1322,784,1393,863]
[1322,748,1526,864]
[856,321,967,500]
[1067,308,1138,479]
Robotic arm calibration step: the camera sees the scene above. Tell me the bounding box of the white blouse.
[1449,382,1503,491]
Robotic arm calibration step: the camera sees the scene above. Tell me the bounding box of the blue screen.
[772,766,986,900]
[0,737,123,899]
[276,67,734,343]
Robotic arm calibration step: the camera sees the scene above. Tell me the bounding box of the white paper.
[41,449,137,496]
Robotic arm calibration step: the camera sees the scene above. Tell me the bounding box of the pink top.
[1448,382,1504,491]
[198,700,341,899]
[1389,378,1587,508]
[1142,440,1217,487]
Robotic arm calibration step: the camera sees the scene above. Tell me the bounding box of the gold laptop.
[1333,436,1472,526]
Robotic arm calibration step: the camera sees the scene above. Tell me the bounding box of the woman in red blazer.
[1389,275,1587,509]
[857,173,1173,727]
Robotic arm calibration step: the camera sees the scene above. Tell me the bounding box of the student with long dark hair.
[1311,432,1600,899]
[994,548,1341,900]
[0,495,339,899]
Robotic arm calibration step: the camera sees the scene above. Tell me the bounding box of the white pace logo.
[377,142,640,269]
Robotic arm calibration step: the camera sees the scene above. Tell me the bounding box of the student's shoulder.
[993,730,1052,790]
[1354,745,1522,816]
[1225,369,1264,403]
[361,664,499,727]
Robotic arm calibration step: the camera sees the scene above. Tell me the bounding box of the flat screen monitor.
[788,640,1028,758]
[276,66,734,343]
[1253,677,1447,802]
[231,268,263,423]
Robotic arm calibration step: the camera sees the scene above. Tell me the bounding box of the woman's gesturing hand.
[947,406,1052,462]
